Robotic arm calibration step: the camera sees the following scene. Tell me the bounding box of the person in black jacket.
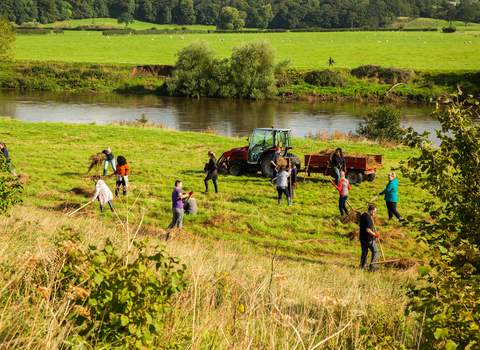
[203,151,218,194]
[331,148,346,186]
[0,142,16,175]
[359,204,380,271]
[102,147,116,176]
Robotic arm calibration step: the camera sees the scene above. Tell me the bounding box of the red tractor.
[218,127,301,177]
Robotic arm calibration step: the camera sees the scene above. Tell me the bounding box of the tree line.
[0,0,479,29]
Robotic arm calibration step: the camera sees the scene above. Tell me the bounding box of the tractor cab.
[247,128,292,164]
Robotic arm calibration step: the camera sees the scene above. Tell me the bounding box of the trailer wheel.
[229,161,243,176]
[346,170,363,184]
[367,173,375,182]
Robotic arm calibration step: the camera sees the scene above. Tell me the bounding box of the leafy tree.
[173,0,196,24]
[166,39,227,98]
[0,15,15,62]
[347,11,358,28]
[250,4,274,29]
[216,6,244,30]
[166,39,277,99]
[446,6,457,27]
[457,3,476,27]
[357,105,407,142]
[401,93,480,349]
[118,11,134,25]
[229,39,277,99]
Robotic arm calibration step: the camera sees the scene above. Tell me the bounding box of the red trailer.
[301,153,382,184]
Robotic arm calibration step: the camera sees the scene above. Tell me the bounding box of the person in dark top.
[287,164,298,199]
[359,204,380,271]
[203,151,218,194]
[102,147,116,176]
[331,148,346,186]
[269,147,281,185]
[329,57,334,66]
[0,142,16,175]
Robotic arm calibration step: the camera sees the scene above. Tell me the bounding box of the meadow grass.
[0,205,421,348]
[0,116,431,347]
[1,117,428,262]
[44,17,217,31]
[14,30,480,69]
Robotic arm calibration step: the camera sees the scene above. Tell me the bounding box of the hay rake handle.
[68,201,93,216]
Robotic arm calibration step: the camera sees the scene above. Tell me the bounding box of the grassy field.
[391,16,480,30]
[14,30,480,69]
[2,117,428,263]
[0,117,428,347]
[44,17,217,31]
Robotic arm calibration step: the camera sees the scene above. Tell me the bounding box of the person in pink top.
[91,175,114,213]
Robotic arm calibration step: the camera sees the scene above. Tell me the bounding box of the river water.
[0,89,455,144]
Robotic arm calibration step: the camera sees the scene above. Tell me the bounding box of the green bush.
[0,157,23,215]
[442,26,457,33]
[304,70,348,87]
[53,28,64,34]
[401,94,480,349]
[166,39,277,99]
[57,237,188,348]
[351,65,414,84]
[357,105,406,142]
[15,29,51,35]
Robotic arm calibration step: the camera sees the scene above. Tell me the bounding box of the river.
[0,89,457,145]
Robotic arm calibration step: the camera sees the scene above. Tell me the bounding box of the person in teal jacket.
[379,172,403,221]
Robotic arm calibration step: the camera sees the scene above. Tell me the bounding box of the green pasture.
[14,30,480,69]
[44,17,216,31]
[392,16,480,30]
[1,117,431,264]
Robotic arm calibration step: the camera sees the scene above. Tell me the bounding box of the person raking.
[203,151,218,194]
[102,147,116,176]
[91,175,114,213]
[113,155,130,197]
[359,204,380,271]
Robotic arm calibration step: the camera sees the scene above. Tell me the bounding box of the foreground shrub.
[351,65,414,84]
[304,69,348,87]
[357,105,406,142]
[58,237,188,348]
[401,93,480,349]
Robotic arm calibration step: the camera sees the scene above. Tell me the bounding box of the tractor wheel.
[367,173,376,182]
[285,152,301,169]
[229,161,243,176]
[346,170,363,184]
[261,155,275,178]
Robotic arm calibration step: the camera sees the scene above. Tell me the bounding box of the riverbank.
[1,60,478,102]
[0,118,427,347]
